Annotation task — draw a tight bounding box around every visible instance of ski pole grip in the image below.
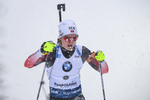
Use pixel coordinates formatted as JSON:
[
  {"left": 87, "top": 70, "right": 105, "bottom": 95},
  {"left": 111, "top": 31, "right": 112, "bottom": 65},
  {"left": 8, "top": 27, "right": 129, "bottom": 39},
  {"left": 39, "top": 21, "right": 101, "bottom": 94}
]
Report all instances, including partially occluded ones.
[
  {"left": 57, "top": 4, "right": 65, "bottom": 11},
  {"left": 57, "top": 4, "right": 65, "bottom": 22}
]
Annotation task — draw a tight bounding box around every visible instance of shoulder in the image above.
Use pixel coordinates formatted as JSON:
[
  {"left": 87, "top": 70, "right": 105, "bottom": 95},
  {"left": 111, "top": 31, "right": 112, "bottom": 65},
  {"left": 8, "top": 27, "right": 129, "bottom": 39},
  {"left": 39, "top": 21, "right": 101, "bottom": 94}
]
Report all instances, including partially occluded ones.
[
  {"left": 82, "top": 46, "right": 91, "bottom": 55},
  {"left": 81, "top": 45, "right": 92, "bottom": 63},
  {"left": 75, "top": 44, "right": 91, "bottom": 54},
  {"left": 75, "top": 44, "right": 82, "bottom": 50}
]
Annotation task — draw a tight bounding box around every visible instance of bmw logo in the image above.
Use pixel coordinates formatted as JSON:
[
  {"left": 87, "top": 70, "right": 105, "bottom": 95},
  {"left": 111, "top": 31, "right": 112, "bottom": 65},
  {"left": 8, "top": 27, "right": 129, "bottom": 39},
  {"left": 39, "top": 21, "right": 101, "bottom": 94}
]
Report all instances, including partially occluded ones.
[{"left": 62, "top": 61, "right": 72, "bottom": 72}]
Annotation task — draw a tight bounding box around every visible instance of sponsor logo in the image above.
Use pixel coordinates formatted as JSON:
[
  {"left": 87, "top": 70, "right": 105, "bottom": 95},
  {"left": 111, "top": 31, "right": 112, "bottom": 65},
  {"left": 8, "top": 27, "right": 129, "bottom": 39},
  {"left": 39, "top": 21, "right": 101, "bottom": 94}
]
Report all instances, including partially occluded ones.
[
  {"left": 68, "top": 26, "right": 75, "bottom": 33},
  {"left": 62, "top": 61, "right": 72, "bottom": 72},
  {"left": 63, "top": 75, "right": 69, "bottom": 80},
  {"left": 54, "top": 81, "right": 77, "bottom": 88},
  {"left": 68, "top": 26, "right": 75, "bottom": 30},
  {"left": 75, "top": 55, "right": 80, "bottom": 58},
  {"left": 59, "top": 30, "right": 64, "bottom": 37}
]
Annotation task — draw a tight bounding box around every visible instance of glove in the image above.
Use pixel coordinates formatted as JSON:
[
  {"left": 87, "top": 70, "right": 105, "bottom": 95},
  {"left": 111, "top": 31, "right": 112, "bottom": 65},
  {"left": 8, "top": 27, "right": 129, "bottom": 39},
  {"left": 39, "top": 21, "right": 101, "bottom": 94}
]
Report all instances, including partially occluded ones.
[
  {"left": 41, "top": 41, "right": 56, "bottom": 53},
  {"left": 95, "top": 50, "right": 105, "bottom": 62}
]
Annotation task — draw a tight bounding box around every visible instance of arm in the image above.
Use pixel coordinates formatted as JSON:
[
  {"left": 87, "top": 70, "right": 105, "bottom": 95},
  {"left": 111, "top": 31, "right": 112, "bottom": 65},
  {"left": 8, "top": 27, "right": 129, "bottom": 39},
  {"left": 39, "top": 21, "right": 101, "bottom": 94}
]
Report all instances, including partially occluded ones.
[
  {"left": 24, "top": 50, "right": 46, "bottom": 68},
  {"left": 24, "top": 41, "right": 56, "bottom": 68},
  {"left": 87, "top": 52, "right": 109, "bottom": 74},
  {"left": 81, "top": 46, "right": 109, "bottom": 74}
]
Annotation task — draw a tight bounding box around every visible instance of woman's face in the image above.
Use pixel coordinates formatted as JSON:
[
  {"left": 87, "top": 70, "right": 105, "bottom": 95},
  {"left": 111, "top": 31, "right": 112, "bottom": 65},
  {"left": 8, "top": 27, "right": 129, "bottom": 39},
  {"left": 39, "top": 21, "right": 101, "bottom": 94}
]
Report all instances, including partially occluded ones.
[{"left": 60, "top": 34, "right": 78, "bottom": 51}]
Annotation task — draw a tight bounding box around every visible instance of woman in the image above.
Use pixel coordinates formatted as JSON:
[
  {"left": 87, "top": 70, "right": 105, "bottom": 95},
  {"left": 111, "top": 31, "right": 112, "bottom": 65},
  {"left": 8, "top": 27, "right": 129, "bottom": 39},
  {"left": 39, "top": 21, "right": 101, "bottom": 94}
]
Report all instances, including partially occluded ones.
[{"left": 24, "top": 20, "right": 108, "bottom": 100}]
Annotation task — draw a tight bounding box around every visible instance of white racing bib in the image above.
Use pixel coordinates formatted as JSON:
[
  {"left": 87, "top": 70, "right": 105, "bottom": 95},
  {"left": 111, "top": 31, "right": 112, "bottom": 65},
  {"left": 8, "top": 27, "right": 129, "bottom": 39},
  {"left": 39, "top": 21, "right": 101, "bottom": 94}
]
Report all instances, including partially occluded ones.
[{"left": 46, "top": 45, "right": 83, "bottom": 90}]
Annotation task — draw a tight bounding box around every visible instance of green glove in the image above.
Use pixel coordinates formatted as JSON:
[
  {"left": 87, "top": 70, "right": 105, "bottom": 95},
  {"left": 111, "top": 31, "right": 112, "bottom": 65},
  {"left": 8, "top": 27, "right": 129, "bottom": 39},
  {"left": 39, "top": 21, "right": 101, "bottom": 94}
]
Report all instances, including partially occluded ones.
[
  {"left": 41, "top": 41, "right": 56, "bottom": 53},
  {"left": 95, "top": 50, "right": 105, "bottom": 62}
]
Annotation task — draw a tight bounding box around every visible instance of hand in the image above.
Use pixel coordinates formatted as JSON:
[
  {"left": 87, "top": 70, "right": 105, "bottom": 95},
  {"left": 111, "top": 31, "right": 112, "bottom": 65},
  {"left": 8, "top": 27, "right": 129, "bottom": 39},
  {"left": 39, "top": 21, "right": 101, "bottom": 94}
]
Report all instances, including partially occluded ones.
[
  {"left": 95, "top": 50, "right": 105, "bottom": 62},
  {"left": 41, "top": 41, "right": 56, "bottom": 53}
]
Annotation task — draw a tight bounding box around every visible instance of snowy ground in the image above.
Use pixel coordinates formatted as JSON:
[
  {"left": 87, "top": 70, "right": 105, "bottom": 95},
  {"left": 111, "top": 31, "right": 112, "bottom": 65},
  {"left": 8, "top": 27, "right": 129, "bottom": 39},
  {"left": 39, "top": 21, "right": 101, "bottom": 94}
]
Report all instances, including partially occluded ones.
[{"left": 1, "top": 0, "right": 150, "bottom": 100}]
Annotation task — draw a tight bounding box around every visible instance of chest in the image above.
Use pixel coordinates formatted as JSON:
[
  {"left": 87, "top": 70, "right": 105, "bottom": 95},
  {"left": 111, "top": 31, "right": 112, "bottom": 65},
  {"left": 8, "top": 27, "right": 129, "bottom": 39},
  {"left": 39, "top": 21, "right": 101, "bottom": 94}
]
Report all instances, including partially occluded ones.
[{"left": 51, "top": 48, "right": 83, "bottom": 76}]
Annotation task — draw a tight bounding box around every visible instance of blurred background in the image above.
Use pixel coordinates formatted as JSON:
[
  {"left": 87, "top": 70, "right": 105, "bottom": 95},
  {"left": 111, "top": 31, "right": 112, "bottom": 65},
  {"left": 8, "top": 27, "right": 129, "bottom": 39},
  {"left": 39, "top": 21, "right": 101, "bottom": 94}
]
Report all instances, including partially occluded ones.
[{"left": 0, "top": 0, "right": 150, "bottom": 100}]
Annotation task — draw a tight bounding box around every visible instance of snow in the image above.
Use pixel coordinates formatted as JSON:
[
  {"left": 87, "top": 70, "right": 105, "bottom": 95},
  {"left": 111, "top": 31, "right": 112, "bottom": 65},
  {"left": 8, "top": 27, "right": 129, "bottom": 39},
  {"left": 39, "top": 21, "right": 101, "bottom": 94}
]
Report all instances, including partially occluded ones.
[{"left": 1, "top": 0, "right": 150, "bottom": 100}]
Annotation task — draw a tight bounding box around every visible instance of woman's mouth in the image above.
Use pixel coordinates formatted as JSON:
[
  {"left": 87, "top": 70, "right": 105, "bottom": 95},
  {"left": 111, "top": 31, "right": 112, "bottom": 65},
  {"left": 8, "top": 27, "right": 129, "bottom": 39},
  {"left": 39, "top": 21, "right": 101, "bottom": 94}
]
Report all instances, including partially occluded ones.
[{"left": 68, "top": 45, "right": 72, "bottom": 48}]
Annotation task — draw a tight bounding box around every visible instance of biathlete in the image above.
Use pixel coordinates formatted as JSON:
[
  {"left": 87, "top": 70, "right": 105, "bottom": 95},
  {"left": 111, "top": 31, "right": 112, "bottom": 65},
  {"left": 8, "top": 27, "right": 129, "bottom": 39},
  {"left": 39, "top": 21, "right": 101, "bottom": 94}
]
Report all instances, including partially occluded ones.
[{"left": 24, "top": 20, "right": 109, "bottom": 100}]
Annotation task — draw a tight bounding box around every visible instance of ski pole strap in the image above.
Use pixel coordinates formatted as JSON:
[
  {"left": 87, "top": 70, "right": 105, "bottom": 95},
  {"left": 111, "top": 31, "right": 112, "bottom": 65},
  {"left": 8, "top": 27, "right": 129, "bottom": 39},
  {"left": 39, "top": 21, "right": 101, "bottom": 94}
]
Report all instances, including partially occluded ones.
[{"left": 87, "top": 52, "right": 95, "bottom": 63}]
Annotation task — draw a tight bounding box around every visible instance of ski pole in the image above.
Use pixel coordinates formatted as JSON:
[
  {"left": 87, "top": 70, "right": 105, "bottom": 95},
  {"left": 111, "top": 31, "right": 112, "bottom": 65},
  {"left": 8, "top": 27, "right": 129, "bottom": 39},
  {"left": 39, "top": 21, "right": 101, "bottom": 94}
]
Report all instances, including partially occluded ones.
[
  {"left": 36, "top": 4, "right": 66, "bottom": 100},
  {"left": 36, "top": 53, "right": 50, "bottom": 100},
  {"left": 87, "top": 52, "right": 106, "bottom": 100},
  {"left": 57, "top": 4, "right": 65, "bottom": 22},
  {"left": 99, "top": 62, "right": 106, "bottom": 100},
  {"left": 41, "top": 81, "right": 49, "bottom": 98}
]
